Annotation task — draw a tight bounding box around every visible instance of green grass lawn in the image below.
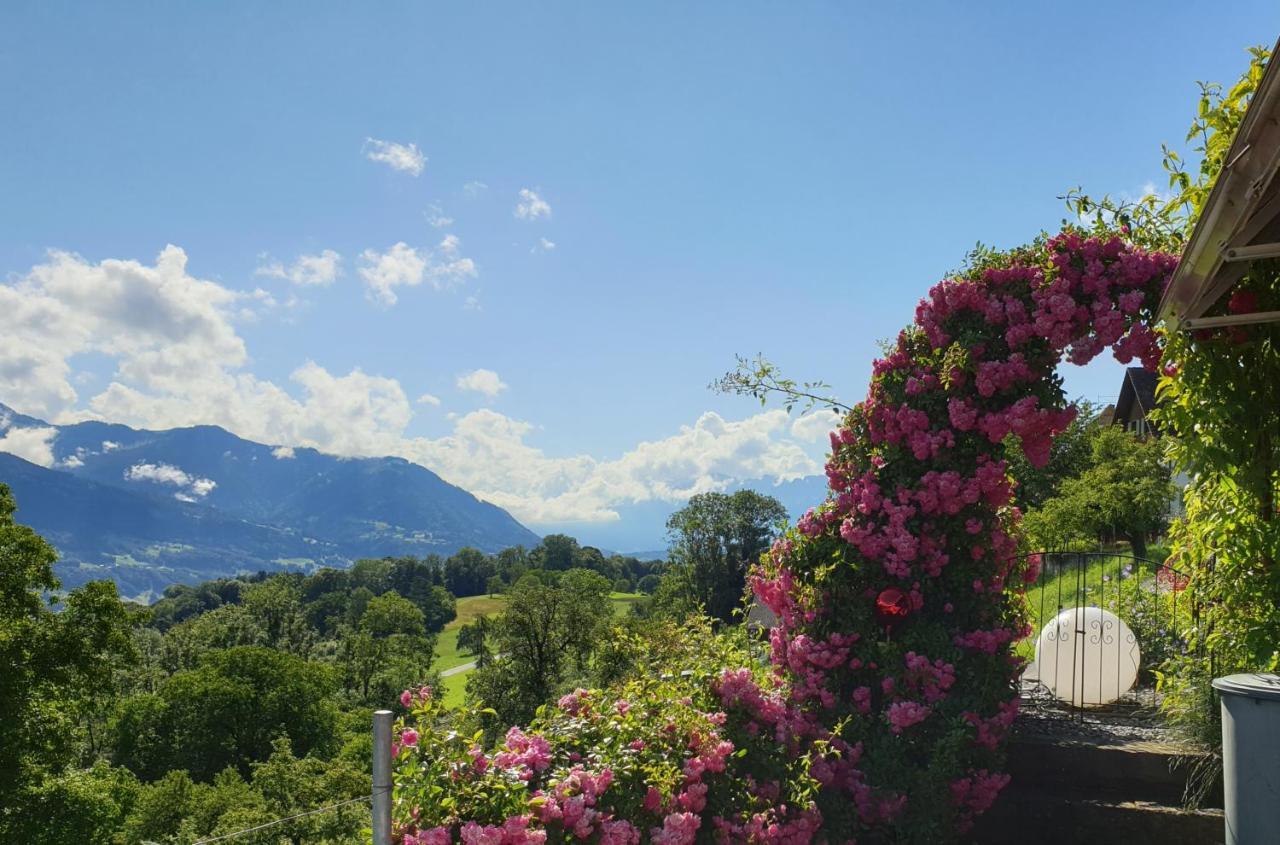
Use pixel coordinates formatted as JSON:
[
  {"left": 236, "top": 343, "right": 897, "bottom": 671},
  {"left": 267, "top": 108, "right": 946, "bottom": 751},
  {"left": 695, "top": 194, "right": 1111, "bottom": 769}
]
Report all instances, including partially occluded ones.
[
  {"left": 1017, "top": 553, "right": 1157, "bottom": 660},
  {"left": 433, "top": 594, "right": 507, "bottom": 673},
  {"left": 433, "top": 592, "right": 647, "bottom": 708}
]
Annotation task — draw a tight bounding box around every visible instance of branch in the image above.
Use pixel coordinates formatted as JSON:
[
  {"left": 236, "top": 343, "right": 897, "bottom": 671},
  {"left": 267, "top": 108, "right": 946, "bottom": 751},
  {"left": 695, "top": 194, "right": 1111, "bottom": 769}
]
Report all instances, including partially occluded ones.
[{"left": 711, "top": 354, "right": 852, "bottom": 415}]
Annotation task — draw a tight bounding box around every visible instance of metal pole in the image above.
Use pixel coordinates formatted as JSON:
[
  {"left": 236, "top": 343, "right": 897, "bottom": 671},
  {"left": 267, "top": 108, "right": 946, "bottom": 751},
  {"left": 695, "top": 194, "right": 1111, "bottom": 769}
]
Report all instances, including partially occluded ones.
[{"left": 372, "top": 709, "right": 393, "bottom": 845}]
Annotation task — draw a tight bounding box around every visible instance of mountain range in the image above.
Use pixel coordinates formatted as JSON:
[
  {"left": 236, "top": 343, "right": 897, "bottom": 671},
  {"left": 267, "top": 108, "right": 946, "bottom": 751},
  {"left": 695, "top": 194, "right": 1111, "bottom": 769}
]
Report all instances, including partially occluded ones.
[{"left": 0, "top": 403, "right": 540, "bottom": 601}]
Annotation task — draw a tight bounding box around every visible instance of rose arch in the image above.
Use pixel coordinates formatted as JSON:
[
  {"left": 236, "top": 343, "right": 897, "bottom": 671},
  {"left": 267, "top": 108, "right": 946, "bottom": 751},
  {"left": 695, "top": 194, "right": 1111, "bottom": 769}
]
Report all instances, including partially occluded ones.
[
  {"left": 740, "top": 231, "right": 1176, "bottom": 839},
  {"left": 392, "top": 231, "right": 1179, "bottom": 845}
]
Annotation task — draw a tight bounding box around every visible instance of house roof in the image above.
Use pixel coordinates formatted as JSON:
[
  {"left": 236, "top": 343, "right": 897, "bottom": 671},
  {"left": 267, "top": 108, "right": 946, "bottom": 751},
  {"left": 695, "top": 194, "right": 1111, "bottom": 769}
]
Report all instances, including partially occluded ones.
[
  {"left": 1114, "top": 367, "right": 1160, "bottom": 423},
  {"left": 1158, "top": 36, "right": 1280, "bottom": 328}
]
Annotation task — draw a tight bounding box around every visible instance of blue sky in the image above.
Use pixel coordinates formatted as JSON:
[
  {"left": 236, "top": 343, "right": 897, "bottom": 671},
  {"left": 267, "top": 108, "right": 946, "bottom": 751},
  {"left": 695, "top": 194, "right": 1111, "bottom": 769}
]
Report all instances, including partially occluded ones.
[{"left": 2, "top": 3, "right": 1278, "bottom": 550}]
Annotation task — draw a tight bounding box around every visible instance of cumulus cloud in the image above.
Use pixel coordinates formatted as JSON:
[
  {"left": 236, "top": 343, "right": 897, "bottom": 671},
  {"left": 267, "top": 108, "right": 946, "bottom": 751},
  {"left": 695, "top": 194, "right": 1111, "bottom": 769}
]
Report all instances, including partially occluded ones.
[
  {"left": 0, "top": 245, "right": 827, "bottom": 526},
  {"left": 358, "top": 237, "right": 477, "bottom": 305},
  {"left": 462, "top": 181, "right": 488, "bottom": 198},
  {"left": 532, "top": 237, "right": 556, "bottom": 254},
  {"left": 455, "top": 369, "right": 508, "bottom": 398},
  {"left": 271, "top": 446, "right": 295, "bottom": 459},
  {"left": 124, "top": 461, "right": 217, "bottom": 500},
  {"left": 0, "top": 425, "right": 58, "bottom": 467},
  {"left": 256, "top": 250, "right": 342, "bottom": 286},
  {"left": 0, "top": 246, "right": 247, "bottom": 421},
  {"left": 790, "top": 411, "right": 841, "bottom": 443},
  {"left": 364, "top": 138, "right": 425, "bottom": 176},
  {"left": 514, "top": 188, "right": 551, "bottom": 220},
  {"left": 417, "top": 393, "right": 442, "bottom": 407},
  {"left": 402, "top": 409, "right": 819, "bottom": 524}
]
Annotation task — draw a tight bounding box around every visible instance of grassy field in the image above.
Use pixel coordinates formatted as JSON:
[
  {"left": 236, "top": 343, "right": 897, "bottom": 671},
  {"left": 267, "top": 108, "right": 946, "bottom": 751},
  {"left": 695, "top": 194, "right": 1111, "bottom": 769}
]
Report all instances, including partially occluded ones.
[
  {"left": 1017, "top": 554, "right": 1164, "bottom": 660},
  {"left": 433, "top": 592, "right": 645, "bottom": 708}
]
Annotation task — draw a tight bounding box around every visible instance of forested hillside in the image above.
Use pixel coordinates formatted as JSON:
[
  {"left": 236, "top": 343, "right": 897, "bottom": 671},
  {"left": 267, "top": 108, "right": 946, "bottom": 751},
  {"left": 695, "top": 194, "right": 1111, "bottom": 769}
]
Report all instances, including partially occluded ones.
[
  {"left": 0, "top": 403, "right": 541, "bottom": 599},
  {"left": 0, "top": 481, "right": 691, "bottom": 844}
]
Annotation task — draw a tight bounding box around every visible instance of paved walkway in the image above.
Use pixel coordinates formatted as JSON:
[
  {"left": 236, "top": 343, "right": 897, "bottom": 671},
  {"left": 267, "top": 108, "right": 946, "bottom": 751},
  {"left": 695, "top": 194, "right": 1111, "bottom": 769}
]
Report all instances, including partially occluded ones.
[{"left": 440, "top": 660, "right": 477, "bottom": 678}]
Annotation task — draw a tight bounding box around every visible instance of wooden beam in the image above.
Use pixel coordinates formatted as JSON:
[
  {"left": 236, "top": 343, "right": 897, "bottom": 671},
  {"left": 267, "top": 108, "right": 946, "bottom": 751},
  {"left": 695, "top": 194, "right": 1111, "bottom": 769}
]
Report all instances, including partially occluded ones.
[
  {"left": 1181, "top": 310, "right": 1280, "bottom": 330},
  {"left": 1221, "top": 242, "right": 1280, "bottom": 262}
]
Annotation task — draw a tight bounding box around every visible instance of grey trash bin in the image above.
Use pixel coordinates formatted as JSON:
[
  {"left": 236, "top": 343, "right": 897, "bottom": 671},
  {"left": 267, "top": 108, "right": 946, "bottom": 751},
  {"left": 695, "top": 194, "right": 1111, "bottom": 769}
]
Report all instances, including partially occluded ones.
[{"left": 1213, "top": 673, "right": 1280, "bottom": 845}]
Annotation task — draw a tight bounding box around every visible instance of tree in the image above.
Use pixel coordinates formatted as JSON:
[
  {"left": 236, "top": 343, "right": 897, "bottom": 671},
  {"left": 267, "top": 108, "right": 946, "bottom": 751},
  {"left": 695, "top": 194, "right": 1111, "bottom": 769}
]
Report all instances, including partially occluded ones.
[
  {"left": 241, "top": 580, "right": 313, "bottom": 655},
  {"left": 162, "top": 603, "right": 266, "bottom": 673},
  {"left": 338, "top": 592, "right": 436, "bottom": 703},
  {"left": 664, "top": 490, "right": 788, "bottom": 622},
  {"left": 0, "top": 484, "right": 135, "bottom": 818},
  {"left": 531, "top": 534, "right": 579, "bottom": 571},
  {"left": 387, "top": 559, "right": 456, "bottom": 632},
  {"left": 456, "top": 617, "right": 492, "bottom": 661},
  {"left": 467, "top": 569, "right": 611, "bottom": 727},
  {"left": 109, "top": 646, "right": 338, "bottom": 781},
  {"left": 359, "top": 591, "right": 425, "bottom": 638},
  {"left": 444, "top": 548, "right": 496, "bottom": 597},
  {"left": 1024, "top": 426, "right": 1174, "bottom": 557},
  {"left": 1005, "top": 400, "right": 1101, "bottom": 511}
]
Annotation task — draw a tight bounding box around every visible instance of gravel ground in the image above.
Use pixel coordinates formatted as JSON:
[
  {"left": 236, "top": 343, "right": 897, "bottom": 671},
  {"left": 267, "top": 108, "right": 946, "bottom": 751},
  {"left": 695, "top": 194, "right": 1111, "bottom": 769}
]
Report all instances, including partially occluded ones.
[{"left": 1015, "top": 685, "right": 1177, "bottom": 744}]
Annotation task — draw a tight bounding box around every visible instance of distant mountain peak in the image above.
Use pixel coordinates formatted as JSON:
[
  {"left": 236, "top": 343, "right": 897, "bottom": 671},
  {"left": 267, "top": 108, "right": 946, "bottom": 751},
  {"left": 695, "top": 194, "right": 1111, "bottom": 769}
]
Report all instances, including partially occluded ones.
[{"left": 0, "top": 403, "right": 541, "bottom": 601}]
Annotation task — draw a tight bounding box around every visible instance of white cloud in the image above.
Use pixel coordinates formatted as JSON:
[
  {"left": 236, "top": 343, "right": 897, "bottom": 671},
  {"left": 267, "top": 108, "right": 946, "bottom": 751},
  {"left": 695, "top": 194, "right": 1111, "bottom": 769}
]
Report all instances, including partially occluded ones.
[
  {"left": 425, "top": 205, "right": 454, "bottom": 229},
  {"left": 0, "top": 425, "right": 58, "bottom": 467},
  {"left": 358, "top": 237, "right": 477, "bottom": 305},
  {"left": 364, "top": 138, "right": 425, "bottom": 176},
  {"left": 61, "top": 454, "right": 84, "bottom": 469},
  {"left": 514, "top": 188, "right": 551, "bottom": 221},
  {"left": 271, "top": 446, "right": 295, "bottom": 459},
  {"left": 417, "top": 393, "right": 442, "bottom": 407},
  {"left": 101, "top": 440, "right": 120, "bottom": 452},
  {"left": 0, "top": 246, "right": 827, "bottom": 526},
  {"left": 790, "top": 411, "right": 841, "bottom": 443},
  {"left": 455, "top": 369, "right": 508, "bottom": 398},
  {"left": 0, "top": 246, "right": 247, "bottom": 421},
  {"left": 124, "top": 461, "right": 217, "bottom": 500},
  {"left": 401, "top": 409, "right": 820, "bottom": 524},
  {"left": 463, "top": 181, "right": 488, "bottom": 198},
  {"left": 532, "top": 237, "right": 556, "bottom": 254},
  {"left": 256, "top": 250, "right": 342, "bottom": 286}
]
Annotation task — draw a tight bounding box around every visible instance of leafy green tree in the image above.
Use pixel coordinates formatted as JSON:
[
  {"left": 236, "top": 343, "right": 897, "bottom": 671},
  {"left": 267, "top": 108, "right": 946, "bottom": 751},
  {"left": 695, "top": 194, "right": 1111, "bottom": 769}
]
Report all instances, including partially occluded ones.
[
  {"left": 444, "top": 548, "right": 496, "bottom": 597},
  {"left": 162, "top": 603, "right": 266, "bottom": 673},
  {"left": 663, "top": 490, "right": 788, "bottom": 622},
  {"left": 6, "top": 762, "right": 139, "bottom": 845},
  {"left": 456, "top": 616, "right": 492, "bottom": 661},
  {"left": 467, "top": 569, "right": 611, "bottom": 727},
  {"left": 242, "top": 579, "right": 313, "bottom": 655},
  {"left": 360, "top": 591, "right": 425, "bottom": 638},
  {"left": 338, "top": 592, "right": 436, "bottom": 703},
  {"left": 110, "top": 645, "right": 338, "bottom": 781},
  {"left": 209, "top": 738, "right": 367, "bottom": 845},
  {"left": 0, "top": 484, "right": 135, "bottom": 823},
  {"left": 1005, "top": 401, "right": 1101, "bottom": 511},
  {"left": 495, "top": 545, "right": 530, "bottom": 583},
  {"left": 531, "top": 534, "right": 580, "bottom": 571},
  {"left": 349, "top": 557, "right": 395, "bottom": 595},
  {"left": 1024, "top": 426, "right": 1174, "bottom": 557},
  {"left": 636, "top": 574, "right": 661, "bottom": 594}
]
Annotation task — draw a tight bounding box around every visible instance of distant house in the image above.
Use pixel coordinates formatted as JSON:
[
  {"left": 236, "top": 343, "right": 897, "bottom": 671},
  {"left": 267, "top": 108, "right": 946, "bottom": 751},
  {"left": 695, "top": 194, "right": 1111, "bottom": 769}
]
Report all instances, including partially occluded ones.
[{"left": 1109, "top": 367, "right": 1161, "bottom": 438}]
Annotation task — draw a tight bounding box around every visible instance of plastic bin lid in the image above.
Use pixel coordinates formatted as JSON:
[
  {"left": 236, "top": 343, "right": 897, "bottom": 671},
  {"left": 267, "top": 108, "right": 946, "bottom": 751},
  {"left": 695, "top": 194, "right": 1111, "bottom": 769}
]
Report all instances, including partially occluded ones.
[{"left": 1212, "top": 673, "right": 1280, "bottom": 701}]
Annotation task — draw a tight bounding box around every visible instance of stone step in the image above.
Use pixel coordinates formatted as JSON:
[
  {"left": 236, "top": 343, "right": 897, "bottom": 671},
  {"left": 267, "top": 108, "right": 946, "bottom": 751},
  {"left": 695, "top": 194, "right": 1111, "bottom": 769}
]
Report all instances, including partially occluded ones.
[
  {"left": 971, "top": 784, "right": 1225, "bottom": 845},
  {"left": 1006, "top": 732, "right": 1222, "bottom": 807}
]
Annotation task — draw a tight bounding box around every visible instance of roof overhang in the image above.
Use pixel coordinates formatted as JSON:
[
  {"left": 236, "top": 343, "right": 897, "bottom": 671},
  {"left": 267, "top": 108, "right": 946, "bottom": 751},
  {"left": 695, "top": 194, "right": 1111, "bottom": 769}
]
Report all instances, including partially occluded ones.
[{"left": 1158, "top": 37, "right": 1280, "bottom": 330}]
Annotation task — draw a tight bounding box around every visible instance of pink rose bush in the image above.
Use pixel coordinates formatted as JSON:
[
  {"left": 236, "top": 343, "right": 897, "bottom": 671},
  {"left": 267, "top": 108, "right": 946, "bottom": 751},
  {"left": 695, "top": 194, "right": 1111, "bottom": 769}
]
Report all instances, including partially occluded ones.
[
  {"left": 393, "top": 644, "right": 826, "bottom": 845},
  {"left": 393, "top": 232, "right": 1176, "bottom": 843}
]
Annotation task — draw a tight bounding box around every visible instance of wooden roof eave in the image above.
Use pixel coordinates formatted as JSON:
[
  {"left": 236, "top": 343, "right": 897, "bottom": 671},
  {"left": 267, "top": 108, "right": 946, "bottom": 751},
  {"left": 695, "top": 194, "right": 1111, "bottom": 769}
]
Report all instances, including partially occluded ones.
[{"left": 1158, "top": 36, "right": 1280, "bottom": 329}]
